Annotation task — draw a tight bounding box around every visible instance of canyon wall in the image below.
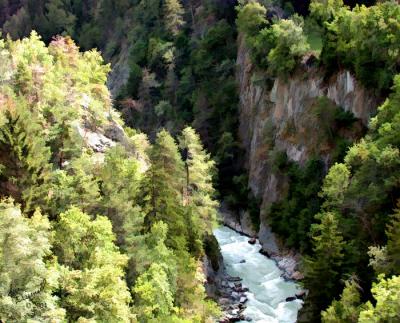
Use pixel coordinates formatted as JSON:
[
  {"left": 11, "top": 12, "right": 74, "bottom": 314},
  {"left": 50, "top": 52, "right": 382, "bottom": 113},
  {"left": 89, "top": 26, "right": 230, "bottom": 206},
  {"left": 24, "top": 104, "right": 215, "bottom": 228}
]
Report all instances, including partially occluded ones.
[{"left": 235, "top": 35, "right": 378, "bottom": 260}]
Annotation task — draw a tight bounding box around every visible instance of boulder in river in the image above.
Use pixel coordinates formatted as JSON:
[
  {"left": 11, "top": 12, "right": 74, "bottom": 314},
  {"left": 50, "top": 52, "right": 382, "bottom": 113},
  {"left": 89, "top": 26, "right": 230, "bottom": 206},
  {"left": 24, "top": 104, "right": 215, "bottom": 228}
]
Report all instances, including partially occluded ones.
[
  {"left": 285, "top": 296, "right": 297, "bottom": 302},
  {"left": 240, "top": 296, "right": 248, "bottom": 304},
  {"left": 231, "top": 292, "right": 240, "bottom": 300},
  {"left": 296, "top": 290, "right": 306, "bottom": 300},
  {"left": 248, "top": 237, "right": 257, "bottom": 245},
  {"left": 240, "top": 259, "right": 246, "bottom": 263},
  {"left": 292, "top": 271, "right": 305, "bottom": 280},
  {"left": 227, "top": 276, "right": 242, "bottom": 282}
]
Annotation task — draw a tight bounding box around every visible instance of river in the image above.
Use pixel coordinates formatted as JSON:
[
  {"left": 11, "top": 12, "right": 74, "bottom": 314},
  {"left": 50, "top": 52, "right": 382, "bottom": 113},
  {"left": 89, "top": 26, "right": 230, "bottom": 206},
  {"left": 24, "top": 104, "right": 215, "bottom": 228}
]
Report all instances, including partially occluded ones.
[{"left": 214, "top": 226, "right": 303, "bottom": 323}]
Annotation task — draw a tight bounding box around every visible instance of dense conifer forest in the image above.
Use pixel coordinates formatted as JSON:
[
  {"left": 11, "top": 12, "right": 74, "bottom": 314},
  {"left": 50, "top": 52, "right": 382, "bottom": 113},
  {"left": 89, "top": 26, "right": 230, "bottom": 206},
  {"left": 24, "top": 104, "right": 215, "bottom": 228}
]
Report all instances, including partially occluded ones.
[{"left": 1, "top": 0, "right": 400, "bottom": 322}]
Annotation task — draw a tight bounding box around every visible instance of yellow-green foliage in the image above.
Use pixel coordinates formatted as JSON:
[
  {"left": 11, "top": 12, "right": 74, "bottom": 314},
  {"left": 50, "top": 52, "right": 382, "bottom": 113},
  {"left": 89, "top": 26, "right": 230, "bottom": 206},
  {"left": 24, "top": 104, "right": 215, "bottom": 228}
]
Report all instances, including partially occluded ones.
[{"left": 0, "top": 34, "right": 220, "bottom": 322}]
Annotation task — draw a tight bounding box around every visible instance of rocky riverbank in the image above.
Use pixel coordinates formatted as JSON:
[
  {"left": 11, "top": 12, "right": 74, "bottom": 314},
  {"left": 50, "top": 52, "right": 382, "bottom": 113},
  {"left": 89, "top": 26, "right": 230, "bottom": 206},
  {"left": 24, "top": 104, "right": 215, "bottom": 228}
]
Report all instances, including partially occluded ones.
[
  {"left": 203, "top": 256, "right": 250, "bottom": 322},
  {"left": 217, "top": 275, "right": 250, "bottom": 322},
  {"left": 220, "top": 204, "right": 304, "bottom": 281}
]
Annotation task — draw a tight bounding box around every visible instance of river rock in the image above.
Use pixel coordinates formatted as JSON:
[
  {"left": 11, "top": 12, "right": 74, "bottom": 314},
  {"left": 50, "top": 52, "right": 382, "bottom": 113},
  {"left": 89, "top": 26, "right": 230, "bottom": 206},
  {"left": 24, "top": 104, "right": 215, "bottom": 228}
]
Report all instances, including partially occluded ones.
[
  {"left": 219, "top": 298, "right": 231, "bottom": 306},
  {"left": 228, "top": 282, "right": 235, "bottom": 289},
  {"left": 240, "top": 259, "right": 246, "bottom": 263},
  {"left": 292, "top": 271, "right": 305, "bottom": 280},
  {"left": 248, "top": 237, "right": 257, "bottom": 245},
  {"left": 231, "top": 292, "right": 240, "bottom": 300},
  {"left": 227, "top": 276, "right": 242, "bottom": 282},
  {"left": 296, "top": 290, "right": 306, "bottom": 300},
  {"left": 285, "top": 296, "right": 296, "bottom": 302},
  {"left": 240, "top": 296, "right": 248, "bottom": 304}
]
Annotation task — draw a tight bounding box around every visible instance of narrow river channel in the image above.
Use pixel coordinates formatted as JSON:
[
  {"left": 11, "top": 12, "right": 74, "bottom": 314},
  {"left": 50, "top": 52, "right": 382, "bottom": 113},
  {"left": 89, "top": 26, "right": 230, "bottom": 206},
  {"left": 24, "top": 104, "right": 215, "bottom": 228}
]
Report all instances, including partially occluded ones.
[{"left": 214, "top": 226, "right": 303, "bottom": 323}]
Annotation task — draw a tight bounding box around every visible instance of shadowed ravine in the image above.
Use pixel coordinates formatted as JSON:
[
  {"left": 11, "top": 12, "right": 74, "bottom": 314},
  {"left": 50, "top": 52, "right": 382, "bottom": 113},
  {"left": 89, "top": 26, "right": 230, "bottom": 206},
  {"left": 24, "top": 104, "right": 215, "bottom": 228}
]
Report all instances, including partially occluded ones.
[{"left": 214, "top": 226, "right": 303, "bottom": 323}]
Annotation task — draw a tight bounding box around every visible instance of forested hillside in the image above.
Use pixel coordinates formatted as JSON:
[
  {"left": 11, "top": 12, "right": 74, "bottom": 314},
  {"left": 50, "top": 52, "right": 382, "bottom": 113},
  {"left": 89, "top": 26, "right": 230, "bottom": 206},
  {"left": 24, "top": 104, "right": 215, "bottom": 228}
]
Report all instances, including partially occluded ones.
[
  {"left": 0, "top": 34, "right": 220, "bottom": 322},
  {"left": 1, "top": 0, "right": 400, "bottom": 322}
]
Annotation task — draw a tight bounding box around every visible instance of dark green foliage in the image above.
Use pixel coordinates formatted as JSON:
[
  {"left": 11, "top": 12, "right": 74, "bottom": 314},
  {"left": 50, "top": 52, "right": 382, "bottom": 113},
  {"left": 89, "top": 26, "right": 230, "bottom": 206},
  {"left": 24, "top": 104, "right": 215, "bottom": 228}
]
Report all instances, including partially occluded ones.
[
  {"left": 302, "top": 211, "right": 346, "bottom": 321},
  {"left": 0, "top": 35, "right": 221, "bottom": 322},
  {"left": 269, "top": 157, "right": 324, "bottom": 252},
  {"left": 204, "top": 233, "right": 221, "bottom": 271}
]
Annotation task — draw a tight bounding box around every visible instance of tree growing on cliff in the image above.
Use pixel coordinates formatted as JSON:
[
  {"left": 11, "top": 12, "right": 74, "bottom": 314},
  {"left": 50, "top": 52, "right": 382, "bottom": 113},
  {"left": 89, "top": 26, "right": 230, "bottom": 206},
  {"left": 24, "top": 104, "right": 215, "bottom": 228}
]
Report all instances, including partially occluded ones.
[
  {"left": 236, "top": 2, "right": 267, "bottom": 38},
  {"left": 0, "top": 96, "right": 52, "bottom": 213},
  {"left": 266, "top": 18, "right": 310, "bottom": 77}
]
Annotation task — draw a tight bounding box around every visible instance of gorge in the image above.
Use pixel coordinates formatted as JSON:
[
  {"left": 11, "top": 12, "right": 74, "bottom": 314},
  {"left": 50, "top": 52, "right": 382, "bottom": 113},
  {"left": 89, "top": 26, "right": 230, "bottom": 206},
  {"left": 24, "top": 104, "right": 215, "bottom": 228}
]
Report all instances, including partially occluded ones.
[{"left": 1, "top": 0, "right": 400, "bottom": 322}]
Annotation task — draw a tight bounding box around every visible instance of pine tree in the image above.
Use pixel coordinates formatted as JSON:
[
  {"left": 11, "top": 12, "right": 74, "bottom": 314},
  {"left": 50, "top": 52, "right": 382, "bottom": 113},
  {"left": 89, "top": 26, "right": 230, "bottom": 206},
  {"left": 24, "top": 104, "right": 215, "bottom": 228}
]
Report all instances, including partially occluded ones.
[
  {"left": 0, "top": 95, "right": 52, "bottom": 212},
  {"left": 0, "top": 198, "right": 65, "bottom": 321},
  {"left": 143, "top": 129, "right": 187, "bottom": 251},
  {"left": 164, "top": 0, "right": 184, "bottom": 36},
  {"left": 322, "top": 278, "right": 363, "bottom": 323},
  {"left": 44, "top": 0, "right": 76, "bottom": 39},
  {"left": 303, "top": 211, "right": 345, "bottom": 319},
  {"left": 179, "top": 126, "right": 218, "bottom": 255}
]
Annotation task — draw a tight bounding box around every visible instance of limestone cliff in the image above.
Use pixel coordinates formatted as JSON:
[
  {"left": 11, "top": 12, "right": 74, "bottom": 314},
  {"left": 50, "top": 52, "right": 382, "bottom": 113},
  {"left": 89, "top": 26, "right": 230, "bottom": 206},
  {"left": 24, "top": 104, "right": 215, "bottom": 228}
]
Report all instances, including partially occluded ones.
[{"left": 234, "top": 35, "right": 379, "bottom": 277}]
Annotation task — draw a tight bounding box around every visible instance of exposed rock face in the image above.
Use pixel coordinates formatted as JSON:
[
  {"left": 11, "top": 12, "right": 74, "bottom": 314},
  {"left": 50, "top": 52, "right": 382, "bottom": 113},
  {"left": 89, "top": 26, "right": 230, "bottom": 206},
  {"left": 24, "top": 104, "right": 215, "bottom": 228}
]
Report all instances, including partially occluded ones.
[
  {"left": 235, "top": 35, "right": 379, "bottom": 274},
  {"left": 107, "top": 42, "right": 131, "bottom": 97},
  {"left": 221, "top": 202, "right": 257, "bottom": 237}
]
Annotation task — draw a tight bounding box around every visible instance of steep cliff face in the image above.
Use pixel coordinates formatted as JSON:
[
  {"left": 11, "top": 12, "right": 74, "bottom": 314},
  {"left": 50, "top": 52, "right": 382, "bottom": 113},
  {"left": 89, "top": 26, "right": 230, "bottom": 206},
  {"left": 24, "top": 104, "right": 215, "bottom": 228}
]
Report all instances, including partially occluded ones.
[{"left": 235, "top": 35, "right": 378, "bottom": 263}]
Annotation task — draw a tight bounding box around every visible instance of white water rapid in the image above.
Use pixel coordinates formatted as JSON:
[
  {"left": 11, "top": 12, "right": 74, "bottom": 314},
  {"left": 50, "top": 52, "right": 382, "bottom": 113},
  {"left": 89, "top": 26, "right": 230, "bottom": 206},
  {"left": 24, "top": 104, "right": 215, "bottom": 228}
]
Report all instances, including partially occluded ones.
[{"left": 214, "top": 226, "right": 303, "bottom": 323}]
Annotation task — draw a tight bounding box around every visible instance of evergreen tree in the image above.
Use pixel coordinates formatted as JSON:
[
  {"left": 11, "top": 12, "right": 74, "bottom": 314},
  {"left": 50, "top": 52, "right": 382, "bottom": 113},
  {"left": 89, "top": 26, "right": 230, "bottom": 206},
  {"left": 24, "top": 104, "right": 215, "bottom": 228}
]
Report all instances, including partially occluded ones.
[
  {"left": 143, "top": 129, "right": 187, "bottom": 251},
  {"left": 385, "top": 203, "right": 400, "bottom": 274},
  {"left": 100, "top": 145, "right": 143, "bottom": 245},
  {"left": 44, "top": 0, "right": 76, "bottom": 39},
  {"left": 0, "top": 95, "right": 52, "bottom": 212},
  {"left": 43, "top": 153, "right": 101, "bottom": 217},
  {"left": 179, "top": 126, "right": 218, "bottom": 255},
  {"left": 0, "top": 199, "right": 65, "bottom": 321},
  {"left": 164, "top": 0, "right": 184, "bottom": 36},
  {"left": 303, "top": 211, "right": 345, "bottom": 319},
  {"left": 53, "top": 207, "right": 132, "bottom": 322},
  {"left": 322, "top": 278, "right": 363, "bottom": 323}
]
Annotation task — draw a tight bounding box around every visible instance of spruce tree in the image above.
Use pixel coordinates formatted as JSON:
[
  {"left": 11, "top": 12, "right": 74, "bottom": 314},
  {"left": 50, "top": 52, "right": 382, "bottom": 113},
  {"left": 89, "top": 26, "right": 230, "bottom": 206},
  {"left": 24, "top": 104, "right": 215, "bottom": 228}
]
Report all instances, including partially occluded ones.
[
  {"left": 164, "top": 0, "right": 184, "bottom": 36},
  {"left": 0, "top": 96, "right": 52, "bottom": 212},
  {"left": 179, "top": 126, "right": 218, "bottom": 255},
  {"left": 143, "top": 129, "right": 187, "bottom": 251},
  {"left": 303, "top": 211, "right": 345, "bottom": 319}
]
